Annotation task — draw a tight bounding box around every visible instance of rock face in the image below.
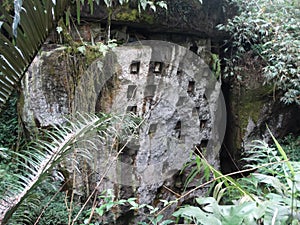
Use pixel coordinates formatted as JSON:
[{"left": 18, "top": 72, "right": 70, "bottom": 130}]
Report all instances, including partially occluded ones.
[
  {"left": 22, "top": 46, "right": 72, "bottom": 131},
  {"left": 221, "top": 73, "right": 300, "bottom": 174},
  {"left": 22, "top": 41, "right": 225, "bottom": 223},
  {"left": 79, "top": 0, "right": 227, "bottom": 39}
]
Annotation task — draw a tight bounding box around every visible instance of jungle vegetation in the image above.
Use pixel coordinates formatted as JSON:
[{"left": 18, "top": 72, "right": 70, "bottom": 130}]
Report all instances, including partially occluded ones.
[{"left": 0, "top": 0, "right": 299, "bottom": 224}]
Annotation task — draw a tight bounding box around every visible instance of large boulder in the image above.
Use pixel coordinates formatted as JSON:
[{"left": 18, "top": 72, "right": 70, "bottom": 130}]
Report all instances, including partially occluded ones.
[{"left": 22, "top": 41, "right": 226, "bottom": 223}]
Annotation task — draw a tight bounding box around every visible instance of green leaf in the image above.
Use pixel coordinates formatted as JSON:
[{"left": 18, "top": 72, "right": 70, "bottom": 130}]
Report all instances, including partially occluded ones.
[
  {"left": 12, "top": 0, "right": 22, "bottom": 37},
  {"left": 173, "top": 205, "right": 222, "bottom": 225},
  {"left": 128, "top": 199, "right": 139, "bottom": 209},
  {"left": 160, "top": 220, "right": 174, "bottom": 225},
  {"left": 88, "top": 0, "right": 93, "bottom": 14},
  {"left": 96, "top": 206, "right": 105, "bottom": 216},
  {"left": 139, "top": 0, "right": 147, "bottom": 11},
  {"left": 0, "top": 0, "right": 68, "bottom": 110},
  {"left": 252, "top": 173, "right": 286, "bottom": 194},
  {"left": 156, "top": 1, "right": 167, "bottom": 10},
  {"left": 76, "top": 0, "right": 81, "bottom": 23},
  {"left": 56, "top": 26, "right": 63, "bottom": 34},
  {"left": 77, "top": 45, "right": 86, "bottom": 55},
  {"left": 213, "top": 181, "right": 226, "bottom": 203},
  {"left": 0, "top": 113, "right": 138, "bottom": 223},
  {"left": 104, "top": 0, "right": 111, "bottom": 7},
  {"left": 267, "top": 126, "right": 295, "bottom": 178}
]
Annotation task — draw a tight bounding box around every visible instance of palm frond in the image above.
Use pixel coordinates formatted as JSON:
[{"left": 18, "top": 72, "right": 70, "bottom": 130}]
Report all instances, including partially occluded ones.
[
  {"left": 0, "top": 113, "right": 136, "bottom": 224},
  {"left": 0, "top": 0, "right": 68, "bottom": 110}
]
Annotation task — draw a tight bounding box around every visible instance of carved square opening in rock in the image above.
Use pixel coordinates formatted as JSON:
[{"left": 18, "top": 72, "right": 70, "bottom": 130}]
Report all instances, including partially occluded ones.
[
  {"left": 192, "top": 107, "right": 200, "bottom": 116},
  {"left": 200, "top": 139, "right": 209, "bottom": 148},
  {"left": 189, "top": 42, "right": 198, "bottom": 54},
  {"left": 126, "top": 105, "right": 137, "bottom": 114},
  {"left": 153, "top": 62, "right": 163, "bottom": 73},
  {"left": 148, "top": 123, "right": 157, "bottom": 134},
  {"left": 177, "top": 69, "right": 182, "bottom": 76},
  {"left": 187, "top": 81, "right": 195, "bottom": 94},
  {"left": 200, "top": 119, "right": 208, "bottom": 129},
  {"left": 194, "top": 139, "right": 208, "bottom": 155},
  {"left": 127, "top": 85, "right": 137, "bottom": 100},
  {"left": 194, "top": 144, "right": 202, "bottom": 154},
  {"left": 144, "top": 85, "right": 156, "bottom": 98},
  {"left": 130, "top": 61, "right": 140, "bottom": 74},
  {"left": 173, "top": 120, "right": 181, "bottom": 139}
]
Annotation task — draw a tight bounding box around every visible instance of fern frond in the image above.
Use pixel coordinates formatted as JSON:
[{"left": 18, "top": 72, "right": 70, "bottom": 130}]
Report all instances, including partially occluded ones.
[
  {"left": 0, "top": 113, "right": 135, "bottom": 224},
  {"left": 0, "top": 0, "right": 68, "bottom": 110}
]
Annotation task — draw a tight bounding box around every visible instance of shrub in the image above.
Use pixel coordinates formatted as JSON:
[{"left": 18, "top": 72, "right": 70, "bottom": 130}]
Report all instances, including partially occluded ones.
[{"left": 218, "top": 0, "right": 300, "bottom": 104}]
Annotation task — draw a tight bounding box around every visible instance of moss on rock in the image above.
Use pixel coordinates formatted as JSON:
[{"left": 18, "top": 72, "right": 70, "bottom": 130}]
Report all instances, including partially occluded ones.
[
  {"left": 239, "top": 85, "right": 273, "bottom": 130},
  {"left": 114, "top": 8, "right": 154, "bottom": 24},
  {"left": 115, "top": 9, "right": 138, "bottom": 21}
]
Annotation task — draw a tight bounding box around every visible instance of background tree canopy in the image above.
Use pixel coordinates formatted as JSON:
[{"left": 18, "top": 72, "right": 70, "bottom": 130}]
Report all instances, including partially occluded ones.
[{"left": 218, "top": 0, "right": 300, "bottom": 105}]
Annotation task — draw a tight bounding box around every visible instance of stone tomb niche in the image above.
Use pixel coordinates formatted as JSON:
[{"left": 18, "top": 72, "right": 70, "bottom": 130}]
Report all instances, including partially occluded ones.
[{"left": 130, "top": 61, "right": 140, "bottom": 74}]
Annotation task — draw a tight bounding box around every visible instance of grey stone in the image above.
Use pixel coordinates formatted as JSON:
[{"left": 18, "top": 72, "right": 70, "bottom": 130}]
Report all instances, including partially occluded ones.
[{"left": 22, "top": 41, "right": 225, "bottom": 223}]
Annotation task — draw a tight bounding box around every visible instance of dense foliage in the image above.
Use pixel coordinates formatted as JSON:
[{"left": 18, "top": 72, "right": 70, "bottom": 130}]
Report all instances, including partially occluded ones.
[
  {"left": 0, "top": 94, "right": 20, "bottom": 149},
  {"left": 218, "top": 0, "right": 300, "bottom": 104},
  {"left": 0, "top": 113, "right": 140, "bottom": 224},
  {"left": 173, "top": 136, "right": 300, "bottom": 225}
]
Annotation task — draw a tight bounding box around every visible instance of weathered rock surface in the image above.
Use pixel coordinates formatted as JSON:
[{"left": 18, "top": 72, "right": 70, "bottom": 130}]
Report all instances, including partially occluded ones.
[
  {"left": 79, "top": 0, "right": 227, "bottom": 39},
  {"left": 22, "top": 46, "right": 72, "bottom": 131},
  {"left": 22, "top": 41, "right": 225, "bottom": 223},
  {"left": 221, "top": 74, "right": 300, "bottom": 173}
]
